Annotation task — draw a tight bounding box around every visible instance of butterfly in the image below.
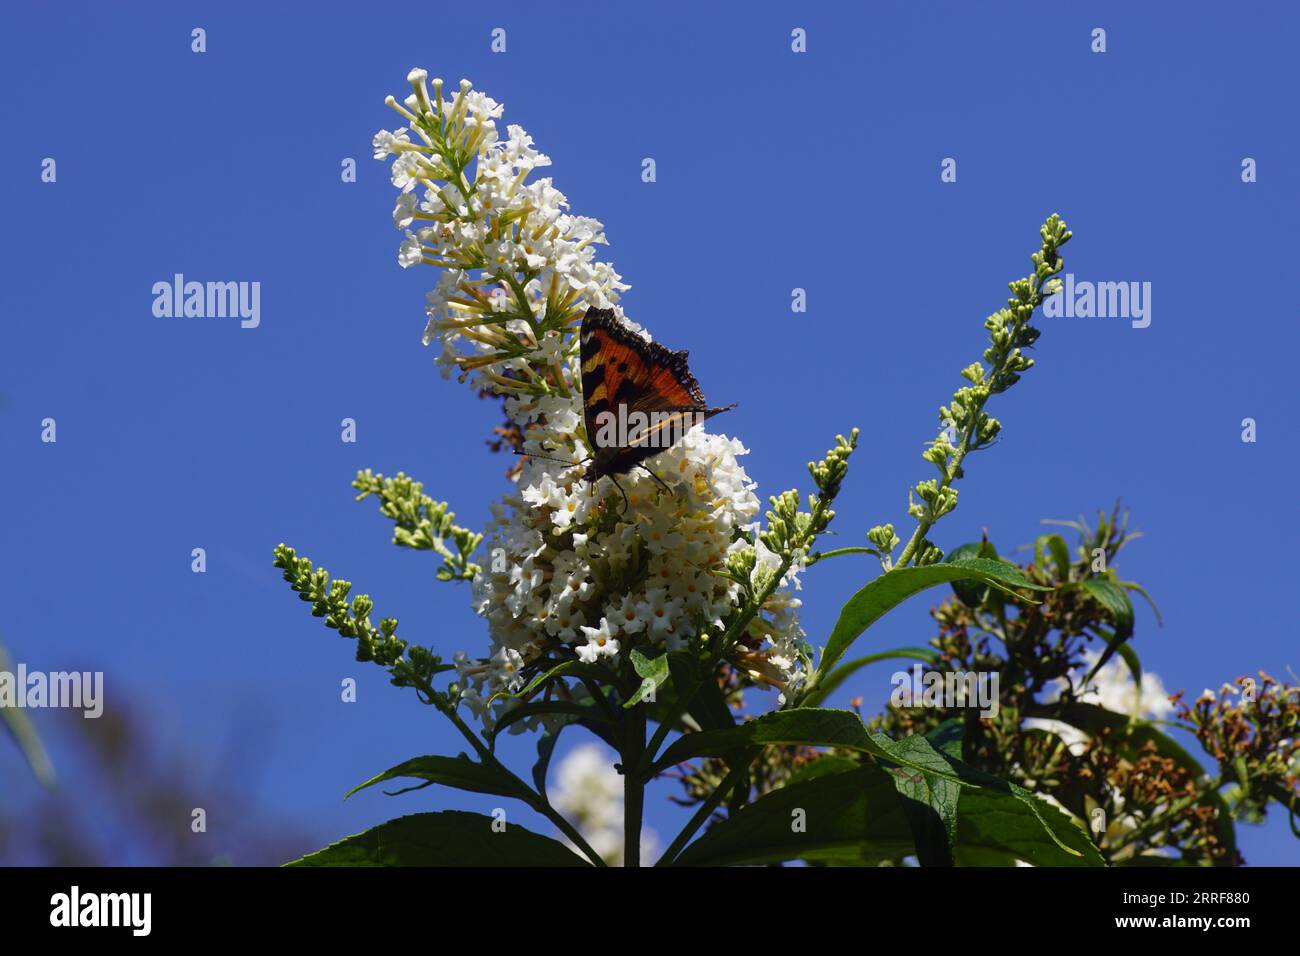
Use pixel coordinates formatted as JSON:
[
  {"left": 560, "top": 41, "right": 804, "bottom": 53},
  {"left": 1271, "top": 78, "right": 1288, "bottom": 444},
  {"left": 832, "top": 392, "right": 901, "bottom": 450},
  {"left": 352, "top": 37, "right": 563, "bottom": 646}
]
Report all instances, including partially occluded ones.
[{"left": 577, "top": 307, "right": 735, "bottom": 499}]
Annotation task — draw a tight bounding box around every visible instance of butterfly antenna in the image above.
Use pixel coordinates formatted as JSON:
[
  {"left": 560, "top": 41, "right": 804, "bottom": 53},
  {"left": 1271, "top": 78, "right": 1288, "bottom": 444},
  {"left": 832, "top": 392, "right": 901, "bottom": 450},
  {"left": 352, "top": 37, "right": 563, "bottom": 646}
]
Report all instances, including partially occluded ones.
[{"left": 512, "top": 449, "right": 587, "bottom": 468}]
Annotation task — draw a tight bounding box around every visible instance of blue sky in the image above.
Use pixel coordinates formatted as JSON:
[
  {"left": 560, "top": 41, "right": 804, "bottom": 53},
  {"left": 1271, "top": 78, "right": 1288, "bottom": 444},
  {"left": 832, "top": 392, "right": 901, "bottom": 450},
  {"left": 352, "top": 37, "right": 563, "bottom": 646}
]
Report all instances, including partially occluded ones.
[{"left": 1, "top": 1, "right": 1297, "bottom": 865}]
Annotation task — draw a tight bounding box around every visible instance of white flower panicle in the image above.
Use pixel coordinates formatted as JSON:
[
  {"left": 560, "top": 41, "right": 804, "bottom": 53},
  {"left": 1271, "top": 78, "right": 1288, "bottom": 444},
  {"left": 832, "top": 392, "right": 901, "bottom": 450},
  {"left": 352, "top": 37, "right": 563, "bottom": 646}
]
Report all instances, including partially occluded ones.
[
  {"left": 373, "top": 73, "right": 629, "bottom": 393},
  {"left": 375, "top": 71, "right": 808, "bottom": 731}
]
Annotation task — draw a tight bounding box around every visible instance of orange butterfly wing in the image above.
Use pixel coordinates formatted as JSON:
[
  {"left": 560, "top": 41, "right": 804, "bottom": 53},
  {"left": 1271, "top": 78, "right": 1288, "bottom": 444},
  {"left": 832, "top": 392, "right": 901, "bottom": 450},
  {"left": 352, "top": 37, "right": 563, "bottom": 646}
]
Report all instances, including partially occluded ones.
[{"left": 578, "top": 308, "right": 733, "bottom": 479}]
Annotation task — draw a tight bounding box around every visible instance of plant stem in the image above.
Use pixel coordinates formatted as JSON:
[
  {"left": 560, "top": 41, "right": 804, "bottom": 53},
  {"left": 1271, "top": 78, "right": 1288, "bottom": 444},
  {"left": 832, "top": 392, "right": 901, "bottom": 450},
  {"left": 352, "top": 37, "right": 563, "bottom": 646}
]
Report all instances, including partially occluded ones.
[
  {"left": 893, "top": 410, "right": 975, "bottom": 570},
  {"left": 806, "top": 546, "right": 879, "bottom": 566},
  {"left": 624, "top": 707, "right": 647, "bottom": 867},
  {"left": 893, "top": 274, "right": 1051, "bottom": 570}
]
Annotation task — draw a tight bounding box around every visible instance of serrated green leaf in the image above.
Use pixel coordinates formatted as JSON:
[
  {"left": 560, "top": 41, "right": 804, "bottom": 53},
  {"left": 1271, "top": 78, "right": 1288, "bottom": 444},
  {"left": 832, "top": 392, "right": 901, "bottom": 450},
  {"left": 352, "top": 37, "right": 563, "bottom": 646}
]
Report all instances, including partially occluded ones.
[
  {"left": 885, "top": 735, "right": 959, "bottom": 866},
  {"left": 926, "top": 718, "right": 964, "bottom": 760},
  {"left": 286, "top": 811, "right": 590, "bottom": 866},
  {"left": 953, "top": 785, "right": 1097, "bottom": 867},
  {"left": 651, "top": 708, "right": 872, "bottom": 773}
]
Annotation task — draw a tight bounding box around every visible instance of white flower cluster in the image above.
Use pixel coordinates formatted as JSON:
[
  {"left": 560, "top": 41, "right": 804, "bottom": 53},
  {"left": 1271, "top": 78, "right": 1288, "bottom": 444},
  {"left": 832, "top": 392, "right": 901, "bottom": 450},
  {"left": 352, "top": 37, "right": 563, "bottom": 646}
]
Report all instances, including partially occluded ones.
[
  {"left": 374, "top": 71, "right": 808, "bottom": 731},
  {"left": 373, "top": 70, "right": 629, "bottom": 391},
  {"left": 452, "top": 383, "right": 807, "bottom": 729}
]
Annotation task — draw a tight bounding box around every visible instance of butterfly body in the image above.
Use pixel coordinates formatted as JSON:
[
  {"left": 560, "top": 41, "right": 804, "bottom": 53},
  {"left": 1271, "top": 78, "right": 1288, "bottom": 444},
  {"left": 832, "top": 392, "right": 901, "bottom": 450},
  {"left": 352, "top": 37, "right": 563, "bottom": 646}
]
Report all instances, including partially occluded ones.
[{"left": 578, "top": 308, "right": 734, "bottom": 486}]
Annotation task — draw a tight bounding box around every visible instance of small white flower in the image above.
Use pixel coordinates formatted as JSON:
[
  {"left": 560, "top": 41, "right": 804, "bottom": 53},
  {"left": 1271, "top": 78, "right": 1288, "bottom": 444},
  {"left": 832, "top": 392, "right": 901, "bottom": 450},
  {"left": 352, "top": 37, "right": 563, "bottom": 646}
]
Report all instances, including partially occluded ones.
[
  {"left": 536, "top": 330, "right": 567, "bottom": 365},
  {"left": 393, "top": 192, "right": 418, "bottom": 229},
  {"left": 637, "top": 589, "right": 682, "bottom": 641},
  {"left": 398, "top": 231, "right": 423, "bottom": 268},
  {"left": 390, "top": 151, "right": 423, "bottom": 192},
  {"left": 577, "top": 619, "right": 620, "bottom": 663},
  {"left": 610, "top": 593, "right": 649, "bottom": 635},
  {"left": 372, "top": 127, "right": 410, "bottom": 159},
  {"left": 643, "top": 512, "right": 685, "bottom": 554}
]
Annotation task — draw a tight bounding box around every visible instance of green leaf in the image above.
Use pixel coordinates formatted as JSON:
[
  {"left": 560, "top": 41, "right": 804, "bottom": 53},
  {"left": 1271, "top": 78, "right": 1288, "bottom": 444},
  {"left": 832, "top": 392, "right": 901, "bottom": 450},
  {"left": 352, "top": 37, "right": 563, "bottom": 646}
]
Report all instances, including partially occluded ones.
[
  {"left": 651, "top": 708, "right": 873, "bottom": 773},
  {"left": 946, "top": 543, "right": 989, "bottom": 607},
  {"left": 624, "top": 649, "right": 670, "bottom": 708},
  {"left": 1262, "top": 781, "right": 1300, "bottom": 839},
  {"left": 1035, "top": 533, "right": 1072, "bottom": 581},
  {"left": 884, "top": 734, "right": 959, "bottom": 866},
  {"left": 953, "top": 845, "right": 1024, "bottom": 866},
  {"left": 953, "top": 785, "right": 1099, "bottom": 867},
  {"left": 784, "top": 754, "right": 860, "bottom": 787},
  {"left": 875, "top": 726, "right": 1099, "bottom": 867},
  {"left": 946, "top": 542, "right": 1013, "bottom": 607},
  {"left": 286, "top": 811, "right": 591, "bottom": 866},
  {"left": 673, "top": 737, "right": 1099, "bottom": 867},
  {"left": 673, "top": 764, "right": 915, "bottom": 867},
  {"left": 488, "top": 659, "right": 605, "bottom": 704},
  {"left": 802, "top": 647, "right": 940, "bottom": 709},
  {"left": 655, "top": 708, "right": 1103, "bottom": 866},
  {"left": 1115, "top": 644, "right": 1142, "bottom": 709},
  {"left": 811, "top": 559, "right": 1048, "bottom": 689},
  {"left": 1079, "top": 578, "right": 1136, "bottom": 680},
  {"left": 1081, "top": 578, "right": 1134, "bottom": 639},
  {"left": 926, "top": 718, "right": 964, "bottom": 760},
  {"left": 345, "top": 755, "right": 534, "bottom": 803},
  {"left": 1121, "top": 580, "right": 1163, "bottom": 627}
]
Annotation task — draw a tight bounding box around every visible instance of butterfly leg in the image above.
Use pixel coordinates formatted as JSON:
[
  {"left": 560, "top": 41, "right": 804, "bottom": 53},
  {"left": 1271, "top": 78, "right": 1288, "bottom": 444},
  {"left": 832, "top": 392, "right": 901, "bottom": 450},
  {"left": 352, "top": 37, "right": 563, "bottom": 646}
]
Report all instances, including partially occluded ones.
[
  {"left": 607, "top": 474, "right": 631, "bottom": 515},
  {"left": 637, "top": 464, "right": 674, "bottom": 497}
]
